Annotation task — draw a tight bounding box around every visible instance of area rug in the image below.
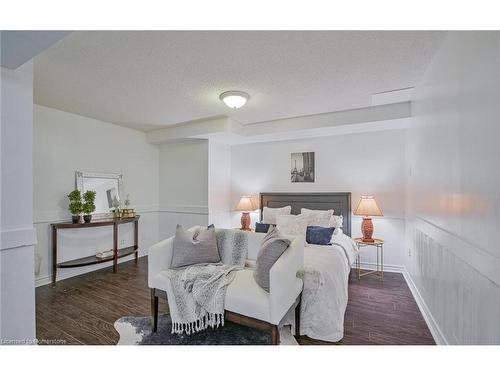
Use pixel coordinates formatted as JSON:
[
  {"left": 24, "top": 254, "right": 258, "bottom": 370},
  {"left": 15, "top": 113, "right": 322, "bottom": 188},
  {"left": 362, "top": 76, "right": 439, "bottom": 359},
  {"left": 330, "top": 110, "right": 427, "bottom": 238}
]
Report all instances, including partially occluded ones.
[{"left": 114, "top": 314, "right": 298, "bottom": 345}]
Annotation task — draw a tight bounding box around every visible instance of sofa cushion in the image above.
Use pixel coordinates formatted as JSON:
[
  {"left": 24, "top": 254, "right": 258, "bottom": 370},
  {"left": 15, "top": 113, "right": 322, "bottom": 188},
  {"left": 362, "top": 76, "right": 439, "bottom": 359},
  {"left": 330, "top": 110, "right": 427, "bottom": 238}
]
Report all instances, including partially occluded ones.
[
  {"left": 253, "top": 226, "right": 291, "bottom": 292},
  {"left": 170, "top": 224, "right": 220, "bottom": 268},
  {"left": 225, "top": 269, "right": 271, "bottom": 322}
]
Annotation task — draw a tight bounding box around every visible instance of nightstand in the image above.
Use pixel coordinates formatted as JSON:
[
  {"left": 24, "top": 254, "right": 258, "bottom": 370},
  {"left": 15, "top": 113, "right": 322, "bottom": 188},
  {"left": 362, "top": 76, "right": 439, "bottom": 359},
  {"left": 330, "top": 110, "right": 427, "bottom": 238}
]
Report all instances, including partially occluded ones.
[{"left": 353, "top": 238, "right": 384, "bottom": 281}]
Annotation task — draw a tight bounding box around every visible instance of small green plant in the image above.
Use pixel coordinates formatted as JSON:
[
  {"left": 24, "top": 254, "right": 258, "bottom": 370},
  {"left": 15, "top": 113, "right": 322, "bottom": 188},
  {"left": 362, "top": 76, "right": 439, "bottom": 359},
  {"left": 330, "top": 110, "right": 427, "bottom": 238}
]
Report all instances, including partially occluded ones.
[
  {"left": 67, "top": 190, "right": 83, "bottom": 215},
  {"left": 82, "top": 190, "right": 96, "bottom": 214}
]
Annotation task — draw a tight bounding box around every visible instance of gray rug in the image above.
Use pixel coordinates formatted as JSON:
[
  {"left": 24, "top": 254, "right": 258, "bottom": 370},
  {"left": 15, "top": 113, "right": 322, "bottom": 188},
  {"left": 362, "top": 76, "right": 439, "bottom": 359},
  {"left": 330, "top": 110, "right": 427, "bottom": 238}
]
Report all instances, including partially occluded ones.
[{"left": 114, "top": 314, "right": 298, "bottom": 345}]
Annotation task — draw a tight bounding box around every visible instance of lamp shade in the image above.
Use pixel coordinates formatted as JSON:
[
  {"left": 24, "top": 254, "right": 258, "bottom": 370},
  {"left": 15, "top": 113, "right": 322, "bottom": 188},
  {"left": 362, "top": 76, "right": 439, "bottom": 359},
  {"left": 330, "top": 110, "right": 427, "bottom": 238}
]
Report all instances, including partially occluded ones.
[
  {"left": 236, "top": 196, "right": 256, "bottom": 212},
  {"left": 354, "top": 196, "right": 383, "bottom": 217}
]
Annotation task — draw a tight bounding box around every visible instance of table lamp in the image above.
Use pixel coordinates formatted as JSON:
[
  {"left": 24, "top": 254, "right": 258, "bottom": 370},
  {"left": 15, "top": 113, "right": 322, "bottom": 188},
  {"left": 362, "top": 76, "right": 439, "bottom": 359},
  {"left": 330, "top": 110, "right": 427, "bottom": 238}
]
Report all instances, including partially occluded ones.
[
  {"left": 353, "top": 195, "right": 383, "bottom": 242},
  {"left": 236, "top": 196, "right": 256, "bottom": 231}
]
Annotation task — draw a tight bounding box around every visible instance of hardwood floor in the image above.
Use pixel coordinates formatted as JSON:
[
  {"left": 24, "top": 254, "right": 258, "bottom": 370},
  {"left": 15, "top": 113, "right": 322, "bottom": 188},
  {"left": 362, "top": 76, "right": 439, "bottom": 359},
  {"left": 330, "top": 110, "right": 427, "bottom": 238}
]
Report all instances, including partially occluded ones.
[{"left": 36, "top": 257, "right": 434, "bottom": 345}]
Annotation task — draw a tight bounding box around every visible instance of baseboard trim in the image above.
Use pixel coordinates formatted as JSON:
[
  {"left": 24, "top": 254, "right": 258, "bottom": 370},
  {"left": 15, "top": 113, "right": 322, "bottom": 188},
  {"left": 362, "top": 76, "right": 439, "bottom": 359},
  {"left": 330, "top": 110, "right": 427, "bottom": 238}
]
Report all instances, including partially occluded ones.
[
  {"left": 35, "top": 251, "right": 148, "bottom": 287},
  {"left": 402, "top": 267, "right": 448, "bottom": 345}
]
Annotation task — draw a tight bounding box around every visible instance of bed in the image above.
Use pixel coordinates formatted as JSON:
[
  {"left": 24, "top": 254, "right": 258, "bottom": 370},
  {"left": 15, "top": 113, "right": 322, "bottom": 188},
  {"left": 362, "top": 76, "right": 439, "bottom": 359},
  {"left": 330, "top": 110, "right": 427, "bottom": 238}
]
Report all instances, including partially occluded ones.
[{"left": 259, "top": 192, "right": 358, "bottom": 342}]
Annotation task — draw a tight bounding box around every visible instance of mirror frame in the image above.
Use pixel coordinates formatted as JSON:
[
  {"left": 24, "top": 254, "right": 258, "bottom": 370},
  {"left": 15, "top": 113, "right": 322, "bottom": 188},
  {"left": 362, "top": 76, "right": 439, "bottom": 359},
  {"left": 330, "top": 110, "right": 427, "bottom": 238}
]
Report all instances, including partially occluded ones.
[{"left": 75, "top": 171, "right": 123, "bottom": 219}]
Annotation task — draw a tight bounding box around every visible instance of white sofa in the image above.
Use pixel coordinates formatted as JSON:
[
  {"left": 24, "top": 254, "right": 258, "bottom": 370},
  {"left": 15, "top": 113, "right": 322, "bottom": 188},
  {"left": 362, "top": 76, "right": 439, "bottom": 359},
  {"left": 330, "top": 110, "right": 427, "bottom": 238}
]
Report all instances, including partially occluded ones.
[{"left": 148, "top": 226, "right": 304, "bottom": 344}]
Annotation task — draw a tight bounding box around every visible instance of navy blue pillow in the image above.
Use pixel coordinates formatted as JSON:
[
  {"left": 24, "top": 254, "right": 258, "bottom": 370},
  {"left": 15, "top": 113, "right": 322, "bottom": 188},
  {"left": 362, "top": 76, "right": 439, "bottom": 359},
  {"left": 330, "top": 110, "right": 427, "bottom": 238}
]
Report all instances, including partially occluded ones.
[
  {"left": 255, "top": 222, "right": 272, "bottom": 233},
  {"left": 306, "top": 226, "right": 335, "bottom": 245}
]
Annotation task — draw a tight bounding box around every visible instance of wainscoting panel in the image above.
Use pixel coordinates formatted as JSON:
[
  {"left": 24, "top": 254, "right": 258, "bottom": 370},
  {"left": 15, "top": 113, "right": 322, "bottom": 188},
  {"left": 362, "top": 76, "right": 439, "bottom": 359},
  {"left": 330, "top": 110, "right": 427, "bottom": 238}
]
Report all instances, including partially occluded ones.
[{"left": 406, "top": 217, "right": 500, "bottom": 344}]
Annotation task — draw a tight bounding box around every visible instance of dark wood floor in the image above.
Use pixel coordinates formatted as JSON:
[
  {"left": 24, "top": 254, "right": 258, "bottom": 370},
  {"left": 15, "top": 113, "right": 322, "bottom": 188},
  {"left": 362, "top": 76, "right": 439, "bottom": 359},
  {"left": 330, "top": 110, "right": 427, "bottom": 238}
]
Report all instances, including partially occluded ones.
[{"left": 36, "top": 257, "right": 434, "bottom": 345}]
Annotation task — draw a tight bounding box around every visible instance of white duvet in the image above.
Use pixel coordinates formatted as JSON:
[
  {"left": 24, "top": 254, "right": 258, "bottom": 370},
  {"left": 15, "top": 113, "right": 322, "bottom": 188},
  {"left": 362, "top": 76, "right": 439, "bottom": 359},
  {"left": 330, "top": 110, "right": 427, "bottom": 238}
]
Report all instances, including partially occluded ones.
[{"left": 283, "top": 232, "right": 358, "bottom": 342}]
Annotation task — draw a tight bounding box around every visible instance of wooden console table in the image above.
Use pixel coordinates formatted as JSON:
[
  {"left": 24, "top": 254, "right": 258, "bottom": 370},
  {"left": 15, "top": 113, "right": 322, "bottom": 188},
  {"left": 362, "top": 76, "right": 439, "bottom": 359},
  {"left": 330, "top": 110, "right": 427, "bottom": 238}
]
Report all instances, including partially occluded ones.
[{"left": 51, "top": 216, "right": 140, "bottom": 285}]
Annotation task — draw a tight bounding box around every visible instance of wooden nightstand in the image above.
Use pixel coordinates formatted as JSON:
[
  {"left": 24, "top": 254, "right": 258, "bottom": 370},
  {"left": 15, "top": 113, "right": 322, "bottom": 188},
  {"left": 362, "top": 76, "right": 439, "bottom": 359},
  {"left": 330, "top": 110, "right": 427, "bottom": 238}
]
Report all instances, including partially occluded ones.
[{"left": 353, "top": 238, "right": 384, "bottom": 281}]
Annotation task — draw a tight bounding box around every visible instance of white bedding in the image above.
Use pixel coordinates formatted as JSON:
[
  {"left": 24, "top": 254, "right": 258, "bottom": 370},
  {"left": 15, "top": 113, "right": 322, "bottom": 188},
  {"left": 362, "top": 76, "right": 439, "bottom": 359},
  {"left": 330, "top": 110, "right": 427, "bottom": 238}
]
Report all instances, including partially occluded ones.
[{"left": 282, "top": 232, "right": 358, "bottom": 342}]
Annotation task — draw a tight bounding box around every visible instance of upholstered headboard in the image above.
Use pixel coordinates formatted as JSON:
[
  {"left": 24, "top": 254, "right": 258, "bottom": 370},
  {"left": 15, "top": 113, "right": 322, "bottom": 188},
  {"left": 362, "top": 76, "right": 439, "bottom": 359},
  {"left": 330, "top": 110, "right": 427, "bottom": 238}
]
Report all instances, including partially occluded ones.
[{"left": 259, "top": 192, "right": 352, "bottom": 237}]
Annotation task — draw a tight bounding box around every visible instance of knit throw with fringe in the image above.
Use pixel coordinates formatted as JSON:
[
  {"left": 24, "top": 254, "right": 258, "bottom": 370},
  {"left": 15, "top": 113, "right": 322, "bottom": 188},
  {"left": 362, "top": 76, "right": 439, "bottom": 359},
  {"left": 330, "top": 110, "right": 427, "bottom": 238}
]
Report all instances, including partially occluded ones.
[
  {"left": 165, "top": 263, "right": 240, "bottom": 335},
  {"left": 165, "top": 229, "right": 248, "bottom": 335}
]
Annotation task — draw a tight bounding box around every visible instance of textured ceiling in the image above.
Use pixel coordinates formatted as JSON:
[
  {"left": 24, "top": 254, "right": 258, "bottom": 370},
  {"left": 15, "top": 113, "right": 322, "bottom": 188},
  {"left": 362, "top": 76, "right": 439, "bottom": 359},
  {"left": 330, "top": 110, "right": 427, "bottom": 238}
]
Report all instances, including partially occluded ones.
[{"left": 34, "top": 31, "right": 445, "bottom": 131}]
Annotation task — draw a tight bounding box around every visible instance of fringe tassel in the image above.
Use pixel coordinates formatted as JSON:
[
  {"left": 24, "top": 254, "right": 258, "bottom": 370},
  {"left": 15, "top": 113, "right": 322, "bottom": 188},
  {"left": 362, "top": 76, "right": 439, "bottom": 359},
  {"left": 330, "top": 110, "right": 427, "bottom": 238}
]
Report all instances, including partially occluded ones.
[{"left": 170, "top": 313, "right": 225, "bottom": 335}]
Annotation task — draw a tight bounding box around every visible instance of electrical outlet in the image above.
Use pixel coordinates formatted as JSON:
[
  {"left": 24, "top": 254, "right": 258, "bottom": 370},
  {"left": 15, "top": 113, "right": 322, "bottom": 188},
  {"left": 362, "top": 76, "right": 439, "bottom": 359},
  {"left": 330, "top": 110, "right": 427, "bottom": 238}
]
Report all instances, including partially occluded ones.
[
  {"left": 120, "top": 239, "right": 126, "bottom": 246},
  {"left": 408, "top": 248, "right": 412, "bottom": 257}
]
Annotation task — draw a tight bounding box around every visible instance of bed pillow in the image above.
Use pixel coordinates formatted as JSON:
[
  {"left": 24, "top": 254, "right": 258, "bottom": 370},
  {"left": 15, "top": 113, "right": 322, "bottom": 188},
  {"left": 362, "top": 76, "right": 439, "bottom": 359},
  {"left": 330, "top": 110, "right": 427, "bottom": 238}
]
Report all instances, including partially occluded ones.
[
  {"left": 255, "top": 222, "right": 272, "bottom": 233},
  {"left": 329, "top": 214, "right": 343, "bottom": 228},
  {"left": 171, "top": 224, "right": 220, "bottom": 268},
  {"left": 262, "top": 206, "right": 292, "bottom": 225},
  {"left": 306, "top": 226, "right": 334, "bottom": 245},
  {"left": 253, "top": 226, "right": 291, "bottom": 292},
  {"left": 276, "top": 214, "right": 308, "bottom": 241},
  {"left": 328, "top": 215, "right": 344, "bottom": 235},
  {"left": 301, "top": 208, "right": 333, "bottom": 227}
]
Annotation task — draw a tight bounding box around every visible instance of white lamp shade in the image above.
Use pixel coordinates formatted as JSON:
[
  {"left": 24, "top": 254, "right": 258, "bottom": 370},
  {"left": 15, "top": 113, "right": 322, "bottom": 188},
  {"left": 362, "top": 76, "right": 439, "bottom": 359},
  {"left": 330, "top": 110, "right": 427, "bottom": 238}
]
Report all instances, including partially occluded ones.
[
  {"left": 236, "top": 196, "right": 256, "bottom": 212},
  {"left": 219, "top": 91, "right": 250, "bottom": 109},
  {"left": 354, "top": 196, "right": 383, "bottom": 217}
]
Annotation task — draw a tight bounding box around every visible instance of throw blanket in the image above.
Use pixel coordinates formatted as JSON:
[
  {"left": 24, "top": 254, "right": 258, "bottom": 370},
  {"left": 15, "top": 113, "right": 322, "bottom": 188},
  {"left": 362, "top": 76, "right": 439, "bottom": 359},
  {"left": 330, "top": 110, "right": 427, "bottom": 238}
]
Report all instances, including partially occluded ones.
[{"left": 165, "top": 228, "right": 248, "bottom": 335}]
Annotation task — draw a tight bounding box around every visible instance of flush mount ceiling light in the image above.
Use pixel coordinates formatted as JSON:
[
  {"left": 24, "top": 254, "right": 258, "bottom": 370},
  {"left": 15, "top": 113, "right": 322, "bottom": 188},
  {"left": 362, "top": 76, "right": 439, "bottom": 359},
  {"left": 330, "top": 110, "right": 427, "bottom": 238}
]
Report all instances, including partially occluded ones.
[{"left": 219, "top": 90, "right": 250, "bottom": 109}]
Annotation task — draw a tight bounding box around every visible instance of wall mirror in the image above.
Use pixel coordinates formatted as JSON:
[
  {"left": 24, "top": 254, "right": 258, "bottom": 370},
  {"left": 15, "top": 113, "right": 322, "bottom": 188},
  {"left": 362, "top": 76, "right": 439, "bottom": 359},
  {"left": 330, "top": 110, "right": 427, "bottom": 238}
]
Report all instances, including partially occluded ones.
[{"left": 75, "top": 171, "right": 123, "bottom": 218}]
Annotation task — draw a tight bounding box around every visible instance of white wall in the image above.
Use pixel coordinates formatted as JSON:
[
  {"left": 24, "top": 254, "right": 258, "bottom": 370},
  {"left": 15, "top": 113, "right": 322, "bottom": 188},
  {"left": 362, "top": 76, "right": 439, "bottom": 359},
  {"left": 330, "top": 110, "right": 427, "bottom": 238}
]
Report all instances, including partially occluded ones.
[
  {"left": 158, "top": 140, "right": 209, "bottom": 240},
  {"left": 33, "top": 105, "right": 159, "bottom": 286},
  {"left": 1, "top": 61, "right": 36, "bottom": 342},
  {"left": 406, "top": 31, "right": 500, "bottom": 344},
  {"left": 230, "top": 128, "right": 407, "bottom": 269},
  {"left": 208, "top": 141, "right": 231, "bottom": 228}
]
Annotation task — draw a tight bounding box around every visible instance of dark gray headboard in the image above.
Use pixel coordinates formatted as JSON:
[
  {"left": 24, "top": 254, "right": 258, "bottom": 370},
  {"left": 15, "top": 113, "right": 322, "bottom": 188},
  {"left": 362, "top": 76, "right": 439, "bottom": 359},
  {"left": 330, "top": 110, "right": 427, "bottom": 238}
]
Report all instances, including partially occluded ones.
[{"left": 259, "top": 192, "right": 351, "bottom": 237}]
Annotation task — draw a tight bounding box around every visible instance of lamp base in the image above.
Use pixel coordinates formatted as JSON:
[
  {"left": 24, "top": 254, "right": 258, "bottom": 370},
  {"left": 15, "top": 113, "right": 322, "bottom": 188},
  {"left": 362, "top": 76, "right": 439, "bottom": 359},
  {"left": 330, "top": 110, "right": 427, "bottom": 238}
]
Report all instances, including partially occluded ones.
[
  {"left": 361, "top": 217, "right": 374, "bottom": 242},
  {"left": 240, "top": 212, "right": 251, "bottom": 231}
]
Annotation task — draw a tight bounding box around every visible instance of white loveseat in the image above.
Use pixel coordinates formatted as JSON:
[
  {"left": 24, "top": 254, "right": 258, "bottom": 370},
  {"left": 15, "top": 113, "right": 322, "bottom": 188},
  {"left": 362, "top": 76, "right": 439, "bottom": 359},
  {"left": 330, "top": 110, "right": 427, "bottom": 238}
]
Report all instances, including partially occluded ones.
[{"left": 148, "top": 226, "right": 304, "bottom": 344}]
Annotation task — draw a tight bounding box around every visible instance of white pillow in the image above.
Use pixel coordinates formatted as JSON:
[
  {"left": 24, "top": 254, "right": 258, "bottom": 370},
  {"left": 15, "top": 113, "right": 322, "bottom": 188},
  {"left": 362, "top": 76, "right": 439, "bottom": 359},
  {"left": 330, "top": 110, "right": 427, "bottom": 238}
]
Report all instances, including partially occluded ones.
[
  {"left": 262, "top": 206, "right": 292, "bottom": 225},
  {"left": 276, "top": 214, "right": 308, "bottom": 240},
  {"left": 301, "top": 208, "right": 333, "bottom": 227},
  {"left": 329, "top": 215, "right": 344, "bottom": 235},
  {"left": 329, "top": 214, "right": 343, "bottom": 228}
]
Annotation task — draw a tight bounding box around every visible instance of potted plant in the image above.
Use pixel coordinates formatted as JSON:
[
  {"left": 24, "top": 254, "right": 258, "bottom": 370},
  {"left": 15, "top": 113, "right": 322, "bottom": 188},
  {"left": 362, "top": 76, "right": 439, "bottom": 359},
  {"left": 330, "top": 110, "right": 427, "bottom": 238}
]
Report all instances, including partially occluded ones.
[
  {"left": 82, "top": 190, "right": 96, "bottom": 223},
  {"left": 68, "top": 190, "right": 83, "bottom": 223}
]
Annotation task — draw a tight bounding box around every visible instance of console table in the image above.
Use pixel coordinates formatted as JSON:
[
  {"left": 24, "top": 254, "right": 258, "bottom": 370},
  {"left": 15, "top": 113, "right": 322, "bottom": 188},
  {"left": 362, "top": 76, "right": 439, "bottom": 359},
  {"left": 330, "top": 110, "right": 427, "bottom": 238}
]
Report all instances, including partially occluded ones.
[{"left": 51, "top": 216, "right": 140, "bottom": 285}]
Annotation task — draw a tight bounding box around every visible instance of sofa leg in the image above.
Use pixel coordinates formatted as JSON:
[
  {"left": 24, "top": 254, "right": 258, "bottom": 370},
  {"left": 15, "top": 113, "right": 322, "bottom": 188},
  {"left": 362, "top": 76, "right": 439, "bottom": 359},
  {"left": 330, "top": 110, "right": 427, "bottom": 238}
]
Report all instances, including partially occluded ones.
[
  {"left": 271, "top": 325, "right": 280, "bottom": 345},
  {"left": 151, "top": 288, "right": 159, "bottom": 333},
  {"left": 294, "top": 297, "right": 301, "bottom": 337}
]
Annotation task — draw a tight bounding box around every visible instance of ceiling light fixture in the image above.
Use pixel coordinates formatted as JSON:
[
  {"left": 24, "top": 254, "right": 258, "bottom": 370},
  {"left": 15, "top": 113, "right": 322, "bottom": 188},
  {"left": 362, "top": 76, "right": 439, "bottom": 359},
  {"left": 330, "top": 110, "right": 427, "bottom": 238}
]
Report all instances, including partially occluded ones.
[{"left": 219, "top": 90, "right": 250, "bottom": 109}]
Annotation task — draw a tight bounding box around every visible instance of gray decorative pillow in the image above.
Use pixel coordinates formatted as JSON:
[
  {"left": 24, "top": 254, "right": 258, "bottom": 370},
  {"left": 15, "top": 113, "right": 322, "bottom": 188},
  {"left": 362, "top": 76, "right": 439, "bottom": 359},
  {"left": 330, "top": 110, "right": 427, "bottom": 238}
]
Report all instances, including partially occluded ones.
[
  {"left": 253, "top": 226, "right": 291, "bottom": 292},
  {"left": 170, "top": 224, "right": 220, "bottom": 268}
]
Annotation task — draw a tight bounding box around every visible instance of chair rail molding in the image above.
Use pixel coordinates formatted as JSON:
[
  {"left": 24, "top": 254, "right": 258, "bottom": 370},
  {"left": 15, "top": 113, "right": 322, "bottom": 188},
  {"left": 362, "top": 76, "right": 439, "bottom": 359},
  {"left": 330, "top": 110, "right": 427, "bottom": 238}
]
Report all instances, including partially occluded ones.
[{"left": 1, "top": 227, "right": 37, "bottom": 251}]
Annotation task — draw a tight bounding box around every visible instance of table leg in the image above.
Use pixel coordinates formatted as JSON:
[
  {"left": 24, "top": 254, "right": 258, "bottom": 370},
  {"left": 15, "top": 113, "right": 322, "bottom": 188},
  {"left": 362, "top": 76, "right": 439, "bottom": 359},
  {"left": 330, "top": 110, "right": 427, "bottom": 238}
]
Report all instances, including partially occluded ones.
[
  {"left": 113, "top": 223, "right": 118, "bottom": 273},
  {"left": 134, "top": 219, "right": 139, "bottom": 264},
  {"left": 377, "top": 245, "right": 380, "bottom": 275},
  {"left": 52, "top": 226, "right": 57, "bottom": 286},
  {"left": 381, "top": 244, "right": 384, "bottom": 282},
  {"left": 357, "top": 245, "right": 361, "bottom": 280}
]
